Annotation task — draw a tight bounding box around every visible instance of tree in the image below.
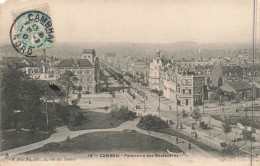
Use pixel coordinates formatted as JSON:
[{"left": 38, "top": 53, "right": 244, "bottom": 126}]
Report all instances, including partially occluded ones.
[
  {"left": 240, "top": 114, "right": 251, "bottom": 142},
  {"left": 57, "top": 71, "right": 78, "bottom": 105},
  {"left": 77, "top": 93, "right": 81, "bottom": 101},
  {"left": 240, "top": 114, "right": 250, "bottom": 130},
  {"left": 1, "top": 65, "right": 30, "bottom": 129},
  {"left": 222, "top": 116, "right": 232, "bottom": 142},
  {"left": 182, "top": 109, "right": 188, "bottom": 121},
  {"left": 191, "top": 107, "right": 202, "bottom": 124},
  {"left": 218, "top": 77, "right": 223, "bottom": 87},
  {"left": 158, "top": 90, "right": 163, "bottom": 96},
  {"left": 77, "top": 85, "right": 83, "bottom": 92},
  {"left": 222, "top": 143, "right": 239, "bottom": 156},
  {"left": 71, "top": 100, "right": 78, "bottom": 106},
  {"left": 207, "top": 77, "right": 211, "bottom": 86}
]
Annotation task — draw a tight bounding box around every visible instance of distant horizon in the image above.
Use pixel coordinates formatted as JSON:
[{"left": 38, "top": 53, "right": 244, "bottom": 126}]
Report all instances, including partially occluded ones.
[{"left": 1, "top": 0, "right": 255, "bottom": 44}]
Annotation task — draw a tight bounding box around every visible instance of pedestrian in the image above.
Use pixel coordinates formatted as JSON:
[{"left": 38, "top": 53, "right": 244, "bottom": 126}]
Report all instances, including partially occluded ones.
[
  {"left": 180, "top": 122, "right": 183, "bottom": 129},
  {"left": 195, "top": 132, "right": 198, "bottom": 139},
  {"left": 188, "top": 142, "right": 191, "bottom": 149},
  {"left": 176, "top": 137, "right": 179, "bottom": 144}
]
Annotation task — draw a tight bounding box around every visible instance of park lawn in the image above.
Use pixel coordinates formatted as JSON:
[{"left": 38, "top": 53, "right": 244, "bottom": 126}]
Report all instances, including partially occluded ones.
[
  {"left": 0, "top": 130, "right": 51, "bottom": 151},
  {"left": 68, "top": 111, "right": 126, "bottom": 131},
  {"left": 25, "top": 131, "right": 182, "bottom": 155}
]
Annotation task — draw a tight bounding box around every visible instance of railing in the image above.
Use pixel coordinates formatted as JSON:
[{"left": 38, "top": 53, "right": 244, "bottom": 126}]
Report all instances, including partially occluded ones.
[
  {"left": 174, "top": 127, "right": 222, "bottom": 151},
  {"left": 174, "top": 126, "right": 255, "bottom": 157}
]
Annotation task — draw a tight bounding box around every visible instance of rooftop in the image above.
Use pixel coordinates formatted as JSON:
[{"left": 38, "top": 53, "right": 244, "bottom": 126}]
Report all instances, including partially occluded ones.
[
  {"left": 83, "top": 49, "right": 95, "bottom": 54},
  {"left": 54, "top": 59, "right": 93, "bottom": 67},
  {"left": 228, "top": 80, "right": 251, "bottom": 91}
]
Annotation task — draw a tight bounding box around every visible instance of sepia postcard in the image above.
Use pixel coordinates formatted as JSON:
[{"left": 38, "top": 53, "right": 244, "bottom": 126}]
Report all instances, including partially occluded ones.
[{"left": 0, "top": 0, "right": 259, "bottom": 166}]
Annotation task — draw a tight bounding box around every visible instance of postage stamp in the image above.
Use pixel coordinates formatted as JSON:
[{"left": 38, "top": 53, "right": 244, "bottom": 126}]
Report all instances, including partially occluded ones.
[{"left": 9, "top": 5, "right": 55, "bottom": 57}]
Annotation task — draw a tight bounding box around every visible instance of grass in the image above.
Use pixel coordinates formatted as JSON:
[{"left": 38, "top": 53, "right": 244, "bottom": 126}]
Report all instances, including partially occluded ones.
[
  {"left": 0, "top": 130, "right": 51, "bottom": 151},
  {"left": 68, "top": 111, "right": 127, "bottom": 131},
  {"left": 25, "top": 131, "right": 183, "bottom": 154}
]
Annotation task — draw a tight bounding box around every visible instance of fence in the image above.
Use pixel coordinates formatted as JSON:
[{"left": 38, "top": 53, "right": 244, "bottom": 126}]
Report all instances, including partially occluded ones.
[
  {"left": 174, "top": 126, "right": 256, "bottom": 157},
  {"left": 176, "top": 127, "right": 223, "bottom": 151}
]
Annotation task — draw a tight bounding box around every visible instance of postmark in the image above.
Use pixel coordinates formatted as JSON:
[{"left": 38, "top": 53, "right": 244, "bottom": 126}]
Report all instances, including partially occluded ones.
[{"left": 10, "top": 9, "right": 55, "bottom": 57}]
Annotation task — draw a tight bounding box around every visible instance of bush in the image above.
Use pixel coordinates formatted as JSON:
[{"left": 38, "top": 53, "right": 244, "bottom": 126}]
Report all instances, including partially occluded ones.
[
  {"left": 110, "top": 105, "right": 136, "bottom": 121},
  {"left": 222, "top": 143, "right": 239, "bottom": 156},
  {"left": 74, "top": 112, "right": 84, "bottom": 126},
  {"left": 137, "top": 115, "right": 169, "bottom": 131},
  {"left": 199, "top": 121, "right": 208, "bottom": 130},
  {"left": 83, "top": 91, "right": 91, "bottom": 94},
  {"left": 242, "top": 129, "right": 255, "bottom": 141},
  {"left": 71, "top": 100, "right": 78, "bottom": 106},
  {"left": 220, "top": 142, "right": 227, "bottom": 148}
]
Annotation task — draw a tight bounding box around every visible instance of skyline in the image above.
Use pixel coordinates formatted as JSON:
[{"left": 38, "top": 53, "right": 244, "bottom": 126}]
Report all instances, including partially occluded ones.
[{"left": 0, "top": 0, "right": 256, "bottom": 44}]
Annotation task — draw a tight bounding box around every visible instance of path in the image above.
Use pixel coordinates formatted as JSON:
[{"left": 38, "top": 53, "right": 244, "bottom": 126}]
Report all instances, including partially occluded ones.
[{"left": 0, "top": 118, "right": 211, "bottom": 158}]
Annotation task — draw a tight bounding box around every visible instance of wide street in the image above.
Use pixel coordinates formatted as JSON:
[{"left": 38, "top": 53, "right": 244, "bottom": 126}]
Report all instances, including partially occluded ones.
[{"left": 103, "top": 62, "right": 260, "bottom": 156}]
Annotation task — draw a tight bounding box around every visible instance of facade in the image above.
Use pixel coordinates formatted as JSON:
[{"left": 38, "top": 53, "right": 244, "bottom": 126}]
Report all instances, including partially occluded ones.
[
  {"left": 149, "top": 47, "right": 165, "bottom": 91},
  {"left": 163, "top": 66, "right": 205, "bottom": 111},
  {"left": 163, "top": 67, "right": 177, "bottom": 101},
  {"left": 177, "top": 73, "right": 204, "bottom": 111},
  {"left": 53, "top": 49, "right": 100, "bottom": 94}
]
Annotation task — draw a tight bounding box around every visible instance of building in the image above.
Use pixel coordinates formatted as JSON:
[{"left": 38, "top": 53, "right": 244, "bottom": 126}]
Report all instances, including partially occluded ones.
[
  {"left": 149, "top": 47, "right": 170, "bottom": 91},
  {"left": 220, "top": 80, "right": 253, "bottom": 100},
  {"left": 163, "top": 66, "right": 205, "bottom": 111},
  {"left": 53, "top": 49, "right": 100, "bottom": 94},
  {"left": 104, "top": 52, "right": 117, "bottom": 65}
]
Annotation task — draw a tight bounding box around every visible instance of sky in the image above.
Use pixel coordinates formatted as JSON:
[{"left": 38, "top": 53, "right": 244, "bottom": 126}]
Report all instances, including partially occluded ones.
[{"left": 0, "top": 0, "right": 256, "bottom": 44}]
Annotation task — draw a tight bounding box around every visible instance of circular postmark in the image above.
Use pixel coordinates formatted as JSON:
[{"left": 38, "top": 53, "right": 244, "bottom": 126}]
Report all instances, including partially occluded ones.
[{"left": 10, "top": 10, "right": 55, "bottom": 57}]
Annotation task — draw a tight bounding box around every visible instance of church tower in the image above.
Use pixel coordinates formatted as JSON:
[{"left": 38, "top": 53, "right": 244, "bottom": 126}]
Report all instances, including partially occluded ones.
[{"left": 156, "top": 45, "right": 161, "bottom": 58}]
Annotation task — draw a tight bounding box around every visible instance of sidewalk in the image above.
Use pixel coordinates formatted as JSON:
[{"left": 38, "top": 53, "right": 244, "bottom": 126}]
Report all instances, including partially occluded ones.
[{"left": 0, "top": 118, "right": 210, "bottom": 159}]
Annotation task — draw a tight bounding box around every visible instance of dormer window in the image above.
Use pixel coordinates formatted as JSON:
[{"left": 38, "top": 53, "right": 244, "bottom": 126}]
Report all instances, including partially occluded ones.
[{"left": 73, "top": 59, "right": 79, "bottom": 67}]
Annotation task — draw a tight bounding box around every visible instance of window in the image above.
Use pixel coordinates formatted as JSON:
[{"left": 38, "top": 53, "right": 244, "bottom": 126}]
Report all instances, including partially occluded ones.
[
  {"left": 189, "top": 89, "right": 191, "bottom": 95},
  {"left": 182, "top": 79, "right": 185, "bottom": 86},
  {"left": 178, "top": 88, "right": 180, "bottom": 93},
  {"left": 185, "top": 79, "right": 188, "bottom": 86},
  {"left": 182, "top": 89, "right": 185, "bottom": 94},
  {"left": 186, "top": 99, "right": 189, "bottom": 106}
]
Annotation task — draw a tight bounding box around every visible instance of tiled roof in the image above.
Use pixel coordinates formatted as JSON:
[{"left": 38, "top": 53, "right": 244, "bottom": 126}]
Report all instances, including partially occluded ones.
[
  {"left": 228, "top": 80, "right": 251, "bottom": 91},
  {"left": 55, "top": 59, "right": 93, "bottom": 67}
]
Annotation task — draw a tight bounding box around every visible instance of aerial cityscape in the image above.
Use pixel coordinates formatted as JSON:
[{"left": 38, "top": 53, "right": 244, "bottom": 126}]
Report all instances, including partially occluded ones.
[
  {"left": 0, "top": 43, "right": 259, "bottom": 159},
  {"left": 0, "top": 0, "right": 259, "bottom": 165}
]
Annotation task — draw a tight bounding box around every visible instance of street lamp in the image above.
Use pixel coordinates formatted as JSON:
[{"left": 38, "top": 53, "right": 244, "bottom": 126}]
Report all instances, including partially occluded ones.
[
  {"left": 176, "top": 98, "right": 180, "bottom": 129},
  {"left": 202, "top": 95, "right": 205, "bottom": 115}
]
